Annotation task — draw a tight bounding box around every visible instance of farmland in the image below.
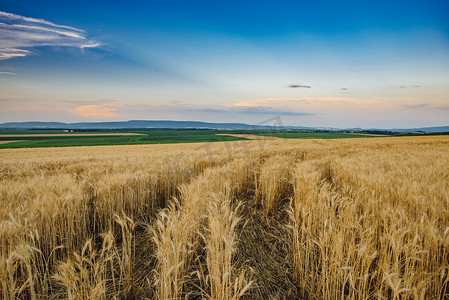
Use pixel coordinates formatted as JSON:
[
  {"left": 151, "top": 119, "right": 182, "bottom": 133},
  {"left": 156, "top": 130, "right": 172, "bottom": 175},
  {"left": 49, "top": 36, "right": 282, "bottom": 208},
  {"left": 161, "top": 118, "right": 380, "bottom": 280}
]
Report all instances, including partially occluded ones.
[
  {"left": 0, "top": 129, "right": 386, "bottom": 149},
  {"left": 0, "top": 130, "right": 246, "bottom": 148},
  {"left": 1, "top": 136, "right": 448, "bottom": 299}
]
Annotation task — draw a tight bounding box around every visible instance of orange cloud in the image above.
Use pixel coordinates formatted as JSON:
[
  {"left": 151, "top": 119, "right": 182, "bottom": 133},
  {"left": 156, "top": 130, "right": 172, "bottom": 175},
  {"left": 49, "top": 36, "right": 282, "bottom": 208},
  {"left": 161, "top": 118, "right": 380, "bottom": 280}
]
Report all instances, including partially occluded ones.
[{"left": 72, "top": 105, "right": 119, "bottom": 118}]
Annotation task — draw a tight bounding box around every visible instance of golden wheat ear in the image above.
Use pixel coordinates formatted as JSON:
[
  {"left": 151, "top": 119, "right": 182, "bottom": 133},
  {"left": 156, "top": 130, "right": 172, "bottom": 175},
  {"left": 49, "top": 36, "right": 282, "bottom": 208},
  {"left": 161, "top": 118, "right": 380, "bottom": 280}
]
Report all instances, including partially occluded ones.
[{"left": 1, "top": 136, "right": 448, "bottom": 298}]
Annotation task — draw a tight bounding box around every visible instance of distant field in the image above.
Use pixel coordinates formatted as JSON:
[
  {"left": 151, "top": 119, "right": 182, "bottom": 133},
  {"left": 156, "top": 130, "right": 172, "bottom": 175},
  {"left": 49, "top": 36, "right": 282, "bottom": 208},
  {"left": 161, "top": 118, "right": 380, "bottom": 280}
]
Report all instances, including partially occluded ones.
[
  {"left": 0, "top": 129, "right": 387, "bottom": 148},
  {"left": 0, "top": 130, "right": 247, "bottom": 148}
]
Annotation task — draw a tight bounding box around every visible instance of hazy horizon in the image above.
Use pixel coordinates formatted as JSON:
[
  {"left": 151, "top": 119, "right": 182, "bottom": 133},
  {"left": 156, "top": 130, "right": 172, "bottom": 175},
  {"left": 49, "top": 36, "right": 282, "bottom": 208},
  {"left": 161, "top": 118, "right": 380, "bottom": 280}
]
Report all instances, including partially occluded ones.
[
  {"left": 1, "top": 119, "right": 449, "bottom": 131},
  {"left": 1, "top": 1, "right": 448, "bottom": 128}
]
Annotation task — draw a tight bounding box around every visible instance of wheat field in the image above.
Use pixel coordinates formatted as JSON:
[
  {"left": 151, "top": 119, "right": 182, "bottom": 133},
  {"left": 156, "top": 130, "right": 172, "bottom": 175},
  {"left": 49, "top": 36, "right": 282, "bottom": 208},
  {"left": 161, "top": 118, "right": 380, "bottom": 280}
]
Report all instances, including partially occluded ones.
[{"left": 0, "top": 136, "right": 448, "bottom": 299}]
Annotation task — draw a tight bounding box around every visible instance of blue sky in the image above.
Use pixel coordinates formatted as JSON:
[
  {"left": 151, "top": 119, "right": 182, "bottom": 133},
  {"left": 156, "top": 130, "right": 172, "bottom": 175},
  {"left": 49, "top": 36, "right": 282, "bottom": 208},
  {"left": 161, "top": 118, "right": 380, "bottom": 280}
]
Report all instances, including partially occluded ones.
[{"left": 0, "top": 0, "right": 448, "bottom": 128}]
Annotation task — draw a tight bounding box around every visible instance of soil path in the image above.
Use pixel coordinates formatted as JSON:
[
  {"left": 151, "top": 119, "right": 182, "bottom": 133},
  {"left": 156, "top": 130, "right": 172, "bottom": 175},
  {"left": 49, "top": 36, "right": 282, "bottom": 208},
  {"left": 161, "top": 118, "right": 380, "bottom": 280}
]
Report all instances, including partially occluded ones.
[
  {"left": 0, "top": 140, "right": 27, "bottom": 144},
  {"left": 216, "top": 133, "right": 285, "bottom": 140}
]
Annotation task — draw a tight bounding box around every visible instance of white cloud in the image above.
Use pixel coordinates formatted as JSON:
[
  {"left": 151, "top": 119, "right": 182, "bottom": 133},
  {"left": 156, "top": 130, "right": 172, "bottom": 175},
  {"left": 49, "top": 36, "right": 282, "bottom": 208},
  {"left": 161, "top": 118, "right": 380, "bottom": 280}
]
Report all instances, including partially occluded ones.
[
  {"left": 0, "top": 11, "right": 83, "bottom": 32},
  {"left": 0, "top": 71, "right": 18, "bottom": 75},
  {"left": 0, "top": 48, "right": 31, "bottom": 60},
  {"left": 80, "top": 42, "right": 101, "bottom": 49},
  {"left": 0, "top": 11, "right": 100, "bottom": 60}
]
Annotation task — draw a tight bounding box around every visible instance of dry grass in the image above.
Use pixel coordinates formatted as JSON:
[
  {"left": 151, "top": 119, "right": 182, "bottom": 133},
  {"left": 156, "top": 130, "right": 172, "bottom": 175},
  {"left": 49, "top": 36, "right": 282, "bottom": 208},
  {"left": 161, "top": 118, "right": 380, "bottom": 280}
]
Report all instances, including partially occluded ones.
[{"left": 0, "top": 136, "right": 448, "bottom": 299}]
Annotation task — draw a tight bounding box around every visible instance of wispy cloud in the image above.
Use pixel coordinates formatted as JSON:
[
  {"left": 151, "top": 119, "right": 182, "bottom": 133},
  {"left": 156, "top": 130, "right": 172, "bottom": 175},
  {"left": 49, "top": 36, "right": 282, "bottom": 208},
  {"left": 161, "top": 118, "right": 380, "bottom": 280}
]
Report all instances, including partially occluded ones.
[
  {"left": 0, "top": 48, "right": 31, "bottom": 60},
  {"left": 67, "top": 101, "right": 315, "bottom": 119},
  {"left": 67, "top": 97, "right": 383, "bottom": 120},
  {"left": 0, "top": 11, "right": 83, "bottom": 32},
  {"left": 287, "top": 84, "right": 311, "bottom": 88},
  {"left": 0, "top": 11, "right": 99, "bottom": 60},
  {"left": 402, "top": 103, "right": 429, "bottom": 109},
  {"left": 65, "top": 99, "right": 118, "bottom": 106},
  {"left": 399, "top": 85, "right": 421, "bottom": 88},
  {"left": 231, "top": 97, "right": 399, "bottom": 114},
  {"left": 183, "top": 105, "right": 314, "bottom": 116},
  {"left": 0, "top": 71, "right": 17, "bottom": 75},
  {"left": 232, "top": 98, "right": 312, "bottom": 107},
  {"left": 118, "top": 102, "right": 314, "bottom": 116},
  {"left": 72, "top": 105, "right": 118, "bottom": 118},
  {"left": 432, "top": 106, "right": 449, "bottom": 111},
  {"left": 402, "top": 103, "right": 449, "bottom": 111}
]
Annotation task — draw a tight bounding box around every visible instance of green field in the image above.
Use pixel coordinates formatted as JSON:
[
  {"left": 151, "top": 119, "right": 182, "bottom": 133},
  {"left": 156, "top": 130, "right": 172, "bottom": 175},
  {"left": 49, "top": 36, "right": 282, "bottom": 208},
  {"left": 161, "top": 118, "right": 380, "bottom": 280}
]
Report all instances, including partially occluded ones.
[
  {"left": 0, "top": 130, "right": 246, "bottom": 149},
  {"left": 0, "top": 129, "right": 69, "bottom": 135},
  {"left": 0, "top": 129, "right": 385, "bottom": 149}
]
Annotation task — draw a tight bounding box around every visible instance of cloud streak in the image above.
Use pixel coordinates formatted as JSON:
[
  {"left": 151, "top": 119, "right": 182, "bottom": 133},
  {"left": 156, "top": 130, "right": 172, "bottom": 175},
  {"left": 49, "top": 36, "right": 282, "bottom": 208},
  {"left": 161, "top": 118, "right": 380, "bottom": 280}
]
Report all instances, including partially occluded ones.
[
  {"left": 402, "top": 103, "right": 429, "bottom": 109},
  {"left": 402, "top": 103, "right": 449, "bottom": 111},
  {"left": 0, "top": 11, "right": 83, "bottom": 32},
  {"left": 68, "top": 101, "right": 315, "bottom": 119},
  {"left": 432, "top": 106, "right": 449, "bottom": 111},
  {"left": 0, "top": 11, "right": 99, "bottom": 60},
  {"left": 0, "top": 71, "right": 17, "bottom": 75},
  {"left": 183, "top": 105, "right": 314, "bottom": 116},
  {"left": 399, "top": 85, "right": 421, "bottom": 88},
  {"left": 287, "top": 84, "right": 311, "bottom": 88}
]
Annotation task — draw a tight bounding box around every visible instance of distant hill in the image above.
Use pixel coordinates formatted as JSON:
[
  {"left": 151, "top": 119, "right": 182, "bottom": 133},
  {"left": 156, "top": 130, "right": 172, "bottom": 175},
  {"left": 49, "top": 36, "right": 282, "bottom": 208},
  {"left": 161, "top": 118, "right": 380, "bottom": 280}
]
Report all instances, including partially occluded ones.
[
  {"left": 0, "top": 120, "right": 258, "bottom": 130},
  {"left": 391, "top": 126, "right": 449, "bottom": 133},
  {"left": 343, "top": 126, "right": 449, "bottom": 133},
  {"left": 0, "top": 121, "right": 447, "bottom": 132}
]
